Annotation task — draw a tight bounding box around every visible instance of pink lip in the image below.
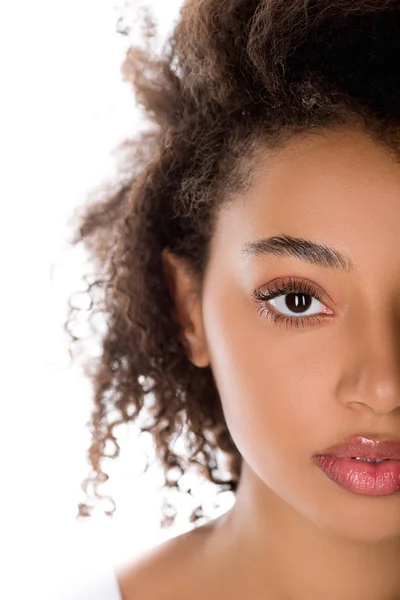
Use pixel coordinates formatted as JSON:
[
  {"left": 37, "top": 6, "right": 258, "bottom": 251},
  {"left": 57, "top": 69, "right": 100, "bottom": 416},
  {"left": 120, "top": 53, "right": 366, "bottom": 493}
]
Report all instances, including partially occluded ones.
[
  {"left": 316, "top": 435, "right": 400, "bottom": 460},
  {"left": 314, "top": 456, "right": 400, "bottom": 496},
  {"left": 314, "top": 435, "right": 400, "bottom": 496}
]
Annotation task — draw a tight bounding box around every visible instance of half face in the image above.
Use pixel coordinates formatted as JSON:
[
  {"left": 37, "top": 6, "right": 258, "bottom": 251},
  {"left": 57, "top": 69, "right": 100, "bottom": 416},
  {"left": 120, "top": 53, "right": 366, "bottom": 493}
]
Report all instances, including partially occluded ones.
[{"left": 200, "top": 125, "right": 400, "bottom": 541}]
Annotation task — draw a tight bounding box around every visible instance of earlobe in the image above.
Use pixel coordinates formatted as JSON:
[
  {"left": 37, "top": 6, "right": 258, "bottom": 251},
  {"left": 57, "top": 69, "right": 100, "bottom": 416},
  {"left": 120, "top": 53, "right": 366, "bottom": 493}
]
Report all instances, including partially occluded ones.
[
  {"left": 161, "top": 247, "right": 210, "bottom": 368},
  {"left": 183, "top": 302, "right": 211, "bottom": 368}
]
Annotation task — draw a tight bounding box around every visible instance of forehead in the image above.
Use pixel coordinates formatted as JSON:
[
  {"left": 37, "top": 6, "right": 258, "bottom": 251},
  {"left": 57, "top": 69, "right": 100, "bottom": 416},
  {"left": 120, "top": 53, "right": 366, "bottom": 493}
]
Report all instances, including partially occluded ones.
[{"left": 210, "top": 127, "right": 400, "bottom": 273}]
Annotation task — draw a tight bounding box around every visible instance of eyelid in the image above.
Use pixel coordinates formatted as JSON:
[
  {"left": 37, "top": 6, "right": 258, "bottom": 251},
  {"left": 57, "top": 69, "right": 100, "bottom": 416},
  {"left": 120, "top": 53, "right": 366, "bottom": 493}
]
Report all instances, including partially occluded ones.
[
  {"left": 251, "top": 275, "right": 337, "bottom": 329},
  {"left": 263, "top": 275, "right": 340, "bottom": 311},
  {"left": 268, "top": 288, "right": 332, "bottom": 319}
]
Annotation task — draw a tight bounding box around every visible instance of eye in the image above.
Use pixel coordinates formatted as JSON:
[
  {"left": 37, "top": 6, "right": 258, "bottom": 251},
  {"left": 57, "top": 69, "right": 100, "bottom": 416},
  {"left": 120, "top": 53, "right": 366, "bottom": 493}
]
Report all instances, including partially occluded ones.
[{"left": 252, "top": 276, "right": 334, "bottom": 329}]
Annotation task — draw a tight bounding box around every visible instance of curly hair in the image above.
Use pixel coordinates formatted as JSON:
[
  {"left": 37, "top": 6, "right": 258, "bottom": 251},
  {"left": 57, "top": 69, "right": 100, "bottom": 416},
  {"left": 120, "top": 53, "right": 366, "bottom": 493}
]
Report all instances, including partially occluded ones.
[{"left": 65, "top": 0, "right": 400, "bottom": 529}]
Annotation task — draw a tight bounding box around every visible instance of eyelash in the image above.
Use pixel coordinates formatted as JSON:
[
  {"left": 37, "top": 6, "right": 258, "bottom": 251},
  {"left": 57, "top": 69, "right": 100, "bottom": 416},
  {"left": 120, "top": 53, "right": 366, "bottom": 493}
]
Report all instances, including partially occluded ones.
[{"left": 251, "top": 276, "right": 328, "bottom": 329}]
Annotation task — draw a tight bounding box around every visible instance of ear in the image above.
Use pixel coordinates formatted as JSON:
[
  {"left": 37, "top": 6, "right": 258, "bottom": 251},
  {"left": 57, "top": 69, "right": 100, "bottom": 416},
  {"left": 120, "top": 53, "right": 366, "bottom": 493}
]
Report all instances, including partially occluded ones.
[{"left": 161, "top": 247, "right": 210, "bottom": 368}]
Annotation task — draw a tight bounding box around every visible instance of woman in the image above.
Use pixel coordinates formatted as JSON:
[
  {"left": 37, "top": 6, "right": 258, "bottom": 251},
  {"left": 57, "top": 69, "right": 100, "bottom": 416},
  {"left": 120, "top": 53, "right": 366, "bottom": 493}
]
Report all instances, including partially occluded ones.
[{"left": 66, "top": 0, "right": 400, "bottom": 598}]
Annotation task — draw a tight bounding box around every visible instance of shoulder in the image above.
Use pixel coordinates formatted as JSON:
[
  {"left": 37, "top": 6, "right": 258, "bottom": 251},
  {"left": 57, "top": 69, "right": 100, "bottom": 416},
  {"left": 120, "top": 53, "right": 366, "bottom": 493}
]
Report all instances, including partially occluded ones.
[{"left": 116, "top": 519, "right": 222, "bottom": 600}]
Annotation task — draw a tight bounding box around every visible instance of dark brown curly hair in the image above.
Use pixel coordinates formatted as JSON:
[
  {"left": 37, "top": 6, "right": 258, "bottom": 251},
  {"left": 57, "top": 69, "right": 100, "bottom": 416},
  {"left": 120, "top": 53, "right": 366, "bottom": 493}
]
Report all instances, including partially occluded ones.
[{"left": 65, "top": 0, "right": 400, "bottom": 529}]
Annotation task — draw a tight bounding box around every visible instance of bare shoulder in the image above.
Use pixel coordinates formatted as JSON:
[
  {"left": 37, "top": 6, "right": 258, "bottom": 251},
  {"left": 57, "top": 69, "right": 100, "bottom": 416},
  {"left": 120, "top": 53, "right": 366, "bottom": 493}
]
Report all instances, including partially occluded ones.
[{"left": 116, "top": 518, "right": 224, "bottom": 600}]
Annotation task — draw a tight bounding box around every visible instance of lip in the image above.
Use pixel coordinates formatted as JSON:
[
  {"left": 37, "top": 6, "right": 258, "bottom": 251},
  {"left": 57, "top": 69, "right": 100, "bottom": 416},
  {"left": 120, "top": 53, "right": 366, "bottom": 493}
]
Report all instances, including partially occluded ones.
[
  {"left": 314, "top": 455, "right": 400, "bottom": 496},
  {"left": 314, "top": 435, "right": 400, "bottom": 496},
  {"left": 316, "top": 435, "right": 400, "bottom": 460}
]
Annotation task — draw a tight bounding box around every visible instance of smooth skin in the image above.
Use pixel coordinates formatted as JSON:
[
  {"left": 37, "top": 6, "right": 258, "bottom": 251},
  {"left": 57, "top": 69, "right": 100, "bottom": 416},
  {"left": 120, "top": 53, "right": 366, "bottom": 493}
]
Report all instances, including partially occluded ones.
[{"left": 118, "top": 125, "right": 400, "bottom": 600}]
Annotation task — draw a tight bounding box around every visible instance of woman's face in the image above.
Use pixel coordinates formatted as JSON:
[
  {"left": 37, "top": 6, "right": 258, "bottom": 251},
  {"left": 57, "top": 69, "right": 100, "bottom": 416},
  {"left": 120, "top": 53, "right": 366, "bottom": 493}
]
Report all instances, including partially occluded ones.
[{"left": 201, "top": 126, "right": 400, "bottom": 541}]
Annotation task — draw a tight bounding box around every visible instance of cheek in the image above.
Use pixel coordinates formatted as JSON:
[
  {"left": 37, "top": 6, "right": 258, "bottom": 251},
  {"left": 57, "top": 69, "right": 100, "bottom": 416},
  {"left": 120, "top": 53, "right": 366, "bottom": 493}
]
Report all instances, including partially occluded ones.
[{"left": 202, "top": 282, "right": 331, "bottom": 485}]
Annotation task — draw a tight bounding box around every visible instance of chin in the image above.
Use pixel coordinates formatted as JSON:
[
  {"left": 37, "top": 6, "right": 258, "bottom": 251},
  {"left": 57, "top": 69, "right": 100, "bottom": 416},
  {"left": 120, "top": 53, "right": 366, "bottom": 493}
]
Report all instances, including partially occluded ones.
[{"left": 302, "top": 486, "right": 400, "bottom": 543}]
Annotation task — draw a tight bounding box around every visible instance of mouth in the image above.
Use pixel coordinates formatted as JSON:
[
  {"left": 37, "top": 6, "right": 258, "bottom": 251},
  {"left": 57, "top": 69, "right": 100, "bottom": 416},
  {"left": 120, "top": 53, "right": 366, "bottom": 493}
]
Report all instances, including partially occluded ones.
[
  {"left": 314, "top": 455, "right": 400, "bottom": 496},
  {"left": 314, "top": 435, "right": 400, "bottom": 496},
  {"left": 349, "top": 457, "right": 391, "bottom": 463},
  {"left": 316, "top": 434, "right": 400, "bottom": 461}
]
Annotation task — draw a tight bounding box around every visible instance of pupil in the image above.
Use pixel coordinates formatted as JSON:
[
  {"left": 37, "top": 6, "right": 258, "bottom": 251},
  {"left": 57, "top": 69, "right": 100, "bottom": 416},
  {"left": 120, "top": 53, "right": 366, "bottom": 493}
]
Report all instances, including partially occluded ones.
[{"left": 286, "top": 293, "right": 312, "bottom": 314}]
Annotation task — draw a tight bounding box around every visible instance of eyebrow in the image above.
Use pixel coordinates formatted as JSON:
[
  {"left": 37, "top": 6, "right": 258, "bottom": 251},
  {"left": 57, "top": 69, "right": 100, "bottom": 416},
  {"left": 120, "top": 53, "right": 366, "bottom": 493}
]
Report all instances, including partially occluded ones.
[{"left": 240, "top": 234, "right": 354, "bottom": 272}]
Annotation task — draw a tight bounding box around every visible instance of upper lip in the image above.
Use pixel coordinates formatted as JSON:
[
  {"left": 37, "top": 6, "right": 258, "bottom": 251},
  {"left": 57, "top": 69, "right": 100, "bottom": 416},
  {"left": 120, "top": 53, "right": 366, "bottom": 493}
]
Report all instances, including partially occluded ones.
[{"left": 317, "top": 435, "right": 400, "bottom": 460}]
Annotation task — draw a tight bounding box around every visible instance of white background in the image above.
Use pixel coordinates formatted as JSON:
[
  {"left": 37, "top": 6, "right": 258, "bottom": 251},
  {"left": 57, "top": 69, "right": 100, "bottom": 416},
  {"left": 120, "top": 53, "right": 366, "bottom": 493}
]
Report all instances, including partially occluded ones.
[{"left": 0, "top": 1, "right": 234, "bottom": 598}]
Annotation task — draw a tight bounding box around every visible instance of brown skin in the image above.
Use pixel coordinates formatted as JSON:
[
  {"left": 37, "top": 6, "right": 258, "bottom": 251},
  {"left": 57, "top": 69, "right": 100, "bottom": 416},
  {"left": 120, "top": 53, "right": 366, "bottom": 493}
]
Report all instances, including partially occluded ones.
[{"left": 117, "top": 126, "right": 400, "bottom": 600}]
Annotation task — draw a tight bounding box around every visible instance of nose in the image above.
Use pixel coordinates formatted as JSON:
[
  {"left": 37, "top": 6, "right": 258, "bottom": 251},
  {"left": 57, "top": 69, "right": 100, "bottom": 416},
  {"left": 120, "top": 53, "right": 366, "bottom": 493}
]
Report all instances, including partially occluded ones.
[{"left": 337, "top": 322, "right": 400, "bottom": 415}]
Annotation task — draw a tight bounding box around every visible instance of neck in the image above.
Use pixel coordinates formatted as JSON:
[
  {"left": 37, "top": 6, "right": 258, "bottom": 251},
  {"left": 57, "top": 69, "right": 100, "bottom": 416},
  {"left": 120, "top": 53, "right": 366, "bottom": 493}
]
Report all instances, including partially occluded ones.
[{"left": 208, "top": 461, "right": 400, "bottom": 600}]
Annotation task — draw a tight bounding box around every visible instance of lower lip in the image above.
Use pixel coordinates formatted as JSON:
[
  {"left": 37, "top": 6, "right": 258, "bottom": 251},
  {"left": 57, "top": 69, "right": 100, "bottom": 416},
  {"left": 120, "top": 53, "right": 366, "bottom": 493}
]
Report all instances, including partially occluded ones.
[{"left": 315, "top": 456, "right": 400, "bottom": 496}]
